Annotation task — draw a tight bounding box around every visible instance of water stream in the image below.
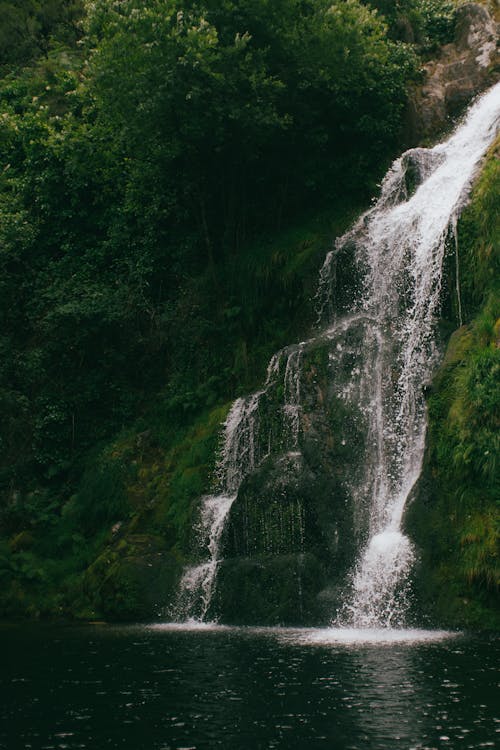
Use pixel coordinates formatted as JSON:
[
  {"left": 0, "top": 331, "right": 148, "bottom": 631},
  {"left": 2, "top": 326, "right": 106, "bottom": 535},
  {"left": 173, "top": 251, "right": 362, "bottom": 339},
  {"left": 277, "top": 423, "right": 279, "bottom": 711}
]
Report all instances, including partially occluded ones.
[{"left": 174, "top": 82, "right": 500, "bottom": 626}]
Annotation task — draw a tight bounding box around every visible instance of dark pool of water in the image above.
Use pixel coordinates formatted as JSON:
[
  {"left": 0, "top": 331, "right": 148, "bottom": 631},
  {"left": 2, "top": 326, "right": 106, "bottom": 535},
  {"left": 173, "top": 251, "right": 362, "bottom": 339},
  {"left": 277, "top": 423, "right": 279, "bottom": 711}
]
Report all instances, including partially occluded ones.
[{"left": 0, "top": 623, "right": 498, "bottom": 750}]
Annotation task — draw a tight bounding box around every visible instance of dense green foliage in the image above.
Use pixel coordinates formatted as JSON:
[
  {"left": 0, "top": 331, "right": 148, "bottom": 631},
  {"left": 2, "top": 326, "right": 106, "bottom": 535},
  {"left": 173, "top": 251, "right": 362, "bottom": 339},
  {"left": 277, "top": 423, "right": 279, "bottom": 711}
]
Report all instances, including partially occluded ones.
[
  {"left": 0, "top": 0, "right": 84, "bottom": 69},
  {"left": 408, "top": 139, "right": 499, "bottom": 629},
  {"left": 366, "top": 0, "right": 458, "bottom": 45},
  {"left": 0, "top": 0, "right": 416, "bottom": 487}
]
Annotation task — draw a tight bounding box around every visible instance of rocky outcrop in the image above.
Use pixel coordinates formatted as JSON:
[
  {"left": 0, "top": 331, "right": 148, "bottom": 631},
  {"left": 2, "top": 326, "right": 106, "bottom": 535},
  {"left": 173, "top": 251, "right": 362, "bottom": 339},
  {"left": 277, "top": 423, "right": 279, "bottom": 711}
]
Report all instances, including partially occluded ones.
[
  {"left": 407, "top": 3, "right": 499, "bottom": 141},
  {"left": 210, "top": 339, "right": 366, "bottom": 625}
]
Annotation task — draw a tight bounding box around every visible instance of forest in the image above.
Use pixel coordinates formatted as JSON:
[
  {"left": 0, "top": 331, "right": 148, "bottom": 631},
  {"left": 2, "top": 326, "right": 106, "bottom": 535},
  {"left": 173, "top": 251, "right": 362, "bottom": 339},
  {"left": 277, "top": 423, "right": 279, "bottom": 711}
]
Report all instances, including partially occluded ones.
[{"left": 0, "top": 0, "right": 497, "bottom": 627}]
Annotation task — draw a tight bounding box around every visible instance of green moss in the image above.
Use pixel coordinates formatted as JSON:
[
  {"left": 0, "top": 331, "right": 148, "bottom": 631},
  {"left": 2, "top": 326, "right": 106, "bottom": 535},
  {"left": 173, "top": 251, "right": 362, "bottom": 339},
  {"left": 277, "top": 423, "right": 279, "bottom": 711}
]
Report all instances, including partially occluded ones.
[
  {"left": 71, "top": 402, "right": 231, "bottom": 618},
  {"left": 408, "top": 138, "right": 500, "bottom": 629}
]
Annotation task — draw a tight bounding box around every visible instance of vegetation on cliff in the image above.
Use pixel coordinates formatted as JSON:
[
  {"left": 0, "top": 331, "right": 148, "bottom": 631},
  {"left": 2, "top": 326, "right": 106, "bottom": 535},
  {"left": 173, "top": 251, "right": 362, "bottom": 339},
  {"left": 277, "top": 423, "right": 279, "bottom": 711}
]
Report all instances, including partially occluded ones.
[{"left": 409, "top": 137, "right": 499, "bottom": 629}]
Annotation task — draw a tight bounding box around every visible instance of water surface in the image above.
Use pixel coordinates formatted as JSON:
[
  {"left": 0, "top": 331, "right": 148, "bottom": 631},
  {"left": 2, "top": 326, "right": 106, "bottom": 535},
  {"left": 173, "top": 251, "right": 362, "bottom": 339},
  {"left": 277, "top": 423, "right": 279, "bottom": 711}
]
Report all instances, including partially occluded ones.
[{"left": 1, "top": 623, "right": 498, "bottom": 749}]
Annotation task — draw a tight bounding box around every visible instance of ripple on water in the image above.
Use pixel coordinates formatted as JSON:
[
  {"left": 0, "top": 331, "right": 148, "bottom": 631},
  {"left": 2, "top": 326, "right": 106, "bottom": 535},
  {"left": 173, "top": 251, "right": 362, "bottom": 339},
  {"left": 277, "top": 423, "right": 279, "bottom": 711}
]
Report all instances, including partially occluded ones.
[
  {"left": 144, "top": 622, "right": 458, "bottom": 647},
  {"left": 147, "top": 620, "right": 230, "bottom": 633}
]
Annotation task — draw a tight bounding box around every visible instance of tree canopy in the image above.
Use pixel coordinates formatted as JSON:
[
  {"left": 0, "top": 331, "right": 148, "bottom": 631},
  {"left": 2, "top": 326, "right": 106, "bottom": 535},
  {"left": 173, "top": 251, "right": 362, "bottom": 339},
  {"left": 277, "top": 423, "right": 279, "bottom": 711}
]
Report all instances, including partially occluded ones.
[{"left": 0, "top": 0, "right": 420, "bottom": 490}]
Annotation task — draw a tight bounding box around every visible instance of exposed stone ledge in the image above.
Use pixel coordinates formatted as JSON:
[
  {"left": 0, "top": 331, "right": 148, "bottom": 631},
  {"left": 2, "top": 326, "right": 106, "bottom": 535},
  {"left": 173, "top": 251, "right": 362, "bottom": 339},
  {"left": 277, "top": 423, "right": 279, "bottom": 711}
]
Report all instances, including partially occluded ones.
[{"left": 406, "top": 3, "right": 499, "bottom": 142}]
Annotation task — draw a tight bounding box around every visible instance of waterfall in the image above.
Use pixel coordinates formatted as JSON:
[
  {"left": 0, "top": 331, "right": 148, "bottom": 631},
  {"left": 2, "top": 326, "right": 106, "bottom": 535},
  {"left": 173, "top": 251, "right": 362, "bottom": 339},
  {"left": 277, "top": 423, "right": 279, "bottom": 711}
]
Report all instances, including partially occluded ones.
[
  {"left": 172, "top": 393, "right": 262, "bottom": 621},
  {"left": 173, "top": 348, "right": 305, "bottom": 620},
  {"left": 173, "top": 82, "right": 500, "bottom": 626}
]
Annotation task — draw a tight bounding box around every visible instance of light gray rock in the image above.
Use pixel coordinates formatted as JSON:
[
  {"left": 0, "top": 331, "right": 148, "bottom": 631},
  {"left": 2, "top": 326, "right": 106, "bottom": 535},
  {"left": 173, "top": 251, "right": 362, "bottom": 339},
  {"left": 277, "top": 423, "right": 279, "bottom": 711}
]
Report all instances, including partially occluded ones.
[{"left": 406, "top": 3, "right": 498, "bottom": 142}]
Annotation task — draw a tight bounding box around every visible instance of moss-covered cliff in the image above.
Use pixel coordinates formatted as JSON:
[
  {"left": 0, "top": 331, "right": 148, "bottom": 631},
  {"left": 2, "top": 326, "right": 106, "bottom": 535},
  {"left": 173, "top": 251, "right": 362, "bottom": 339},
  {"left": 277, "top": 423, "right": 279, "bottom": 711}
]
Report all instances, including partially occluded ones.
[{"left": 407, "top": 137, "right": 499, "bottom": 630}]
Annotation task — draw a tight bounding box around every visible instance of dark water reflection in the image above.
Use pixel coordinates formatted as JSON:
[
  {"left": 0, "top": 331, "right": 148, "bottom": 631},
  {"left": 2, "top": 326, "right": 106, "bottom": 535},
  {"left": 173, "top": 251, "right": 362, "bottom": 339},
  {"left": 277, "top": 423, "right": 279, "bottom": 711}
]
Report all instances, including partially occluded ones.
[{"left": 0, "top": 623, "right": 498, "bottom": 750}]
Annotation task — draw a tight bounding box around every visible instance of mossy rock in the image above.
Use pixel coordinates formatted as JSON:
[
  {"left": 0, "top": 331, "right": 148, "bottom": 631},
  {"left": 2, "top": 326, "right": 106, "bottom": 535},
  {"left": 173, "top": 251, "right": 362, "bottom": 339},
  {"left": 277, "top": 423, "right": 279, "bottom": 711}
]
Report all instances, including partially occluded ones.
[
  {"left": 213, "top": 553, "right": 327, "bottom": 625},
  {"left": 83, "top": 534, "right": 182, "bottom": 621}
]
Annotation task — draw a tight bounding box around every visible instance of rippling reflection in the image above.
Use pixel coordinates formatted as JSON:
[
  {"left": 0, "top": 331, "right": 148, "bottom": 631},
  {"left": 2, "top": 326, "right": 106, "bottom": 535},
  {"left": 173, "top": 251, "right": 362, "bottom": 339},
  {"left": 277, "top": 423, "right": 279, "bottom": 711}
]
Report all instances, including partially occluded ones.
[{"left": 0, "top": 623, "right": 498, "bottom": 750}]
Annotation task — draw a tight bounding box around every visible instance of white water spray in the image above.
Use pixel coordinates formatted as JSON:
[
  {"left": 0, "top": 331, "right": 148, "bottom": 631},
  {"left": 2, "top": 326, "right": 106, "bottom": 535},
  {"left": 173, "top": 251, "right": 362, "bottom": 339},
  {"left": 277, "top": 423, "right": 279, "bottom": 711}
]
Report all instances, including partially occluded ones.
[{"left": 330, "top": 83, "right": 500, "bottom": 626}]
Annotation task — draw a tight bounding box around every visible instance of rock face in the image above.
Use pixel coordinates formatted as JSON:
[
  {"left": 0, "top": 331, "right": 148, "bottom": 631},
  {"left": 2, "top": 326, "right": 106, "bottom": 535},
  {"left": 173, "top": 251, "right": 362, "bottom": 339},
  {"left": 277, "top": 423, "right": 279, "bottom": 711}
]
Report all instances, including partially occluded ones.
[
  {"left": 407, "top": 3, "right": 498, "bottom": 141},
  {"left": 209, "top": 339, "right": 366, "bottom": 625}
]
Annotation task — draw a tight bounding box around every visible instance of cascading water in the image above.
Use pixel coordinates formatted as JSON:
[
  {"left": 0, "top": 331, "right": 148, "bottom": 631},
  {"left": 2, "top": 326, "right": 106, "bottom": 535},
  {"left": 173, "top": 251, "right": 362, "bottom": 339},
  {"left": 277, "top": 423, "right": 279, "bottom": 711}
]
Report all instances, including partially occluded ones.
[
  {"left": 173, "top": 393, "right": 261, "bottom": 621},
  {"left": 173, "top": 347, "right": 304, "bottom": 620},
  {"left": 331, "top": 82, "right": 500, "bottom": 627},
  {"left": 174, "top": 82, "right": 500, "bottom": 626}
]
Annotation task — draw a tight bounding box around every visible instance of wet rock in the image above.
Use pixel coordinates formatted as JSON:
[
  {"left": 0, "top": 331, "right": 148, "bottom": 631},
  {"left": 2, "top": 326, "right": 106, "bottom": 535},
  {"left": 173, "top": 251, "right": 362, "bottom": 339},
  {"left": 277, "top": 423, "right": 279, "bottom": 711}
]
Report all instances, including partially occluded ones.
[
  {"left": 454, "top": 3, "right": 497, "bottom": 62},
  {"left": 213, "top": 553, "right": 327, "bottom": 625},
  {"left": 212, "top": 340, "right": 365, "bottom": 625}
]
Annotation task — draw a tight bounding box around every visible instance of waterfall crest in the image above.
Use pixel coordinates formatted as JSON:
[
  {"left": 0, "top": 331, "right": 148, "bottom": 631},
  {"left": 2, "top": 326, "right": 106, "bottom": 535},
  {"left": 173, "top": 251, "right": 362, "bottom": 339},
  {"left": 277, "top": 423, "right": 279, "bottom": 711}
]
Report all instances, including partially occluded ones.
[{"left": 173, "top": 83, "right": 500, "bottom": 626}]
